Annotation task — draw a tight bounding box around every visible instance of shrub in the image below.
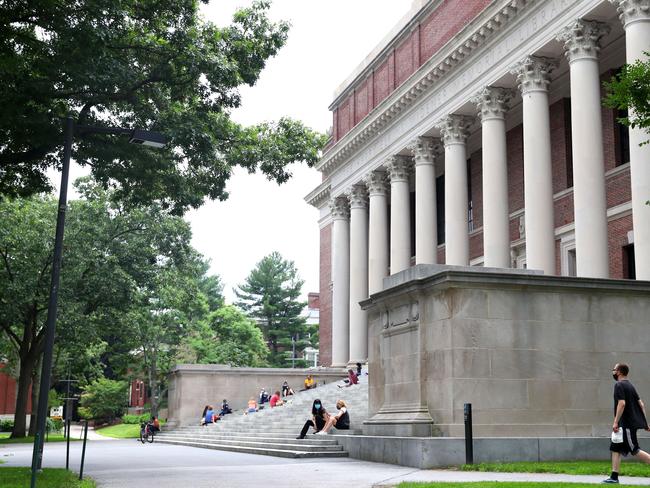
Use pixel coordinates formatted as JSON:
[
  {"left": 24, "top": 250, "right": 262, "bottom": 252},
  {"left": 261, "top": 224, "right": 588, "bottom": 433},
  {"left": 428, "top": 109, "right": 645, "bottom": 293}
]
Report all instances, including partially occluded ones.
[
  {"left": 121, "top": 413, "right": 151, "bottom": 424},
  {"left": 79, "top": 378, "right": 128, "bottom": 422},
  {"left": 45, "top": 417, "right": 63, "bottom": 434},
  {"left": 0, "top": 419, "right": 14, "bottom": 432}
]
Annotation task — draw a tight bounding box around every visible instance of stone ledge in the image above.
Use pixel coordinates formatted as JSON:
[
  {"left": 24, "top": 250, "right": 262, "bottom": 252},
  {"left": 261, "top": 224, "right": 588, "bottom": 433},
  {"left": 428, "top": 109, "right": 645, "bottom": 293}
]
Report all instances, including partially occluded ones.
[{"left": 334, "top": 435, "right": 618, "bottom": 468}]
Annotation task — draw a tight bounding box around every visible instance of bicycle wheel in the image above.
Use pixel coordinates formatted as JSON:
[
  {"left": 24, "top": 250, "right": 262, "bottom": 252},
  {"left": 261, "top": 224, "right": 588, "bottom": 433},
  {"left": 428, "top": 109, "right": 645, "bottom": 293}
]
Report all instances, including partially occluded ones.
[
  {"left": 147, "top": 428, "right": 154, "bottom": 443},
  {"left": 139, "top": 425, "right": 146, "bottom": 444}
]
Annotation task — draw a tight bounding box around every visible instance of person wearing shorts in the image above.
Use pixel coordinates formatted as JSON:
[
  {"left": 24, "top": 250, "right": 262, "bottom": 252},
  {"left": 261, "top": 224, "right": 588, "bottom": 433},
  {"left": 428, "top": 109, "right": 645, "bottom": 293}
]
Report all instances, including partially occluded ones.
[{"left": 604, "top": 363, "right": 650, "bottom": 484}]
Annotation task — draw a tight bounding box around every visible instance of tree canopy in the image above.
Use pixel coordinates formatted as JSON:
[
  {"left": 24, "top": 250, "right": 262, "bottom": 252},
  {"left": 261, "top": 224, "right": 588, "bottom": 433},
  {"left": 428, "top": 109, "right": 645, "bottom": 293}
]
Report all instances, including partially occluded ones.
[
  {"left": 235, "top": 251, "right": 314, "bottom": 367},
  {"left": 0, "top": 182, "right": 210, "bottom": 435},
  {"left": 0, "top": 0, "right": 326, "bottom": 214}
]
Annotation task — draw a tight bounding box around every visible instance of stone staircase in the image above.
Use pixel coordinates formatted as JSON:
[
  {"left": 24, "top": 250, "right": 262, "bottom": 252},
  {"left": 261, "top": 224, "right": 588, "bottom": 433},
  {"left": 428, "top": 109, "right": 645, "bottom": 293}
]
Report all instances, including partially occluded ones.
[{"left": 156, "top": 379, "right": 368, "bottom": 458}]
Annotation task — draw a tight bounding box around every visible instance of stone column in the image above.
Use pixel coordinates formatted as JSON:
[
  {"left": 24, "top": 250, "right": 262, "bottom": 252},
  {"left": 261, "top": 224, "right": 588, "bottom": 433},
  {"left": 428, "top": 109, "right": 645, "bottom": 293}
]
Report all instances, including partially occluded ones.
[
  {"left": 472, "top": 87, "right": 515, "bottom": 268},
  {"left": 511, "top": 56, "right": 559, "bottom": 275},
  {"left": 437, "top": 114, "right": 474, "bottom": 266},
  {"left": 557, "top": 20, "right": 611, "bottom": 278},
  {"left": 610, "top": 0, "right": 650, "bottom": 279},
  {"left": 387, "top": 156, "right": 413, "bottom": 274},
  {"left": 347, "top": 184, "right": 369, "bottom": 365},
  {"left": 410, "top": 137, "right": 441, "bottom": 265},
  {"left": 329, "top": 196, "right": 350, "bottom": 367},
  {"left": 364, "top": 170, "right": 389, "bottom": 294}
]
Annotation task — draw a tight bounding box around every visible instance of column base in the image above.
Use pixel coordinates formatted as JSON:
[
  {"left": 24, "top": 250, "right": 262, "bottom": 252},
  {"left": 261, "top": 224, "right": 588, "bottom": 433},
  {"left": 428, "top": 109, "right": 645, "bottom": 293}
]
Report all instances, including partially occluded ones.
[{"left": 363, "top": 404, "right": 436, "bottom": 437}]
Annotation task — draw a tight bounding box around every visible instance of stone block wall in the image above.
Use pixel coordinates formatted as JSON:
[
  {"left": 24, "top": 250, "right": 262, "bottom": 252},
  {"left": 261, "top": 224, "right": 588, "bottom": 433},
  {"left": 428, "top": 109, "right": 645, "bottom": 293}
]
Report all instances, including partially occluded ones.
[
  {"left": 363, "top": 265, "right": 650, "bottom": 437},
  {"left": 166, "top": 365, "right": 347, "bottom": 428}
]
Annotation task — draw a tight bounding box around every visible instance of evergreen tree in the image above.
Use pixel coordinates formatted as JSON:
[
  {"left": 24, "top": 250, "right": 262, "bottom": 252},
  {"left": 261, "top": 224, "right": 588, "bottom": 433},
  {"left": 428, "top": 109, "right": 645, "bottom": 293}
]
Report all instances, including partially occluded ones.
[{"left": 235, "top": 252, "right": 314, "bottom": 367}]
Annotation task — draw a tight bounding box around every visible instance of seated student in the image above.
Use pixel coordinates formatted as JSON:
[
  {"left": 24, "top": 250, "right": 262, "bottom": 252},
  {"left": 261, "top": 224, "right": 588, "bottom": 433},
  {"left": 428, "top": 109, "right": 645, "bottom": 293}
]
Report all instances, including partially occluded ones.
[
  {"left": 246, "top": 397, "right": 258, "bottom": 414},
  {"left": 269, "top": 390, "right": 284, "bottom": 408},
  {"left": 296, "top": 399, "right": 329, "bottom": 439},
  {"left": 259, "top": 388, "right": 270, "bottom": 404},
  {"left": 200, "top": 405, "right": 210, "bottom": 426},
  {"left": 282, "top": 381, "right": 294, "bottom": 397},
  {"left": 150, "top": 415, "right": 161, "bottom": 433},
  {"left": 204, "top": 405, "right": 217, "bottom": 425},
  {"left": 317, "top": 399, "right": 350, "bottom": 434},
  {"left": 304, "top": 374, "right": 315, "bottom": 390},
  {"left": 338, "top": 369, "right": 359, "bottom": 388},
  {"left": 219, "top": 399, "right": 232, "bottom": 416}
]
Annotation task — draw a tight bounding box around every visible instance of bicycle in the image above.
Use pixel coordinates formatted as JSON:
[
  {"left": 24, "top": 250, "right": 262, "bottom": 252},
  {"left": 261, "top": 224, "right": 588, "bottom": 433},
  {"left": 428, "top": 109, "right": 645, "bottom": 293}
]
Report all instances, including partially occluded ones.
[{"left": 139, "top": 421, "right": 155, "bottom": 444}]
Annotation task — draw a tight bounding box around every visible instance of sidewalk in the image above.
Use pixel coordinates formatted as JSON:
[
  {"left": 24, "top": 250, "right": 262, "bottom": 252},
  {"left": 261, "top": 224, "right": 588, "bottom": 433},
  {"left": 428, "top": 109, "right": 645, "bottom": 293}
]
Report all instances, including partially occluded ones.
[
  {"left": 373, "top": 469, "right": 650, "bottom": 486},
  {"left": 67, "top": 423, "right": 117, "bottom": 441}
]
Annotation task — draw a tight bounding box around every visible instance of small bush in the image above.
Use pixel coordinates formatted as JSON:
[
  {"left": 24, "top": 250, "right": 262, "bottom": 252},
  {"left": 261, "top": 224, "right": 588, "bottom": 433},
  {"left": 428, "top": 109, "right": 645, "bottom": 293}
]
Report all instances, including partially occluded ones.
[
  {"left": 45, "top": 417, "right": 63, "bottom": 434},
  {"left": 121, "top": 414, "right": 151, "bottom": 424},
  {"left": 0, "top": 419, "right": 14, "bottom": 432}
]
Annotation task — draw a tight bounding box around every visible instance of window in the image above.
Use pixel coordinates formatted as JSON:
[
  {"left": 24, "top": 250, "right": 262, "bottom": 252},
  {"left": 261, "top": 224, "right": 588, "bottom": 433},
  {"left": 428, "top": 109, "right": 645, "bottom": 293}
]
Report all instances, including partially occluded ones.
[
  {"left": 561, "top": 235, "right": 577, "bottom": 277},
  {"left": 567, "top": 249, "right": 577, "bottom": 277},
  {"left": 436, "top": 175, "right": 445, "bottom": 245},
  {"left": 616, "top": 108, "right": 630, "bottom": 166},
  {"left": 623, "top": 244, "right": 635, "bottom": 279},
  {"left": 467, "top": 159, "right": 474, "bottom": 232}
]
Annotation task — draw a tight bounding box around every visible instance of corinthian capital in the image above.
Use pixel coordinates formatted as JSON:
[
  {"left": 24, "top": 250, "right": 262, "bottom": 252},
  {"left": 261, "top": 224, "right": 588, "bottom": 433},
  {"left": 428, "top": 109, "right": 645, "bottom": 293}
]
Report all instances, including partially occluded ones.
[
  {"left": 557, "top": 19, "right": 611, "bottom": 62},
  {"left": 329, "top": 196, "right": 350, "bottom": 220},
  {"left": 347, "top": 184, "right": 368, "bottom": 209},
  {"left": 471, "top": 86, "right": 516, "bottom": 121},
  {"left": 386, "top": 155, "right": 412, "bottom": 183},
  {"left": 363, "top": 170, "right": 388, "bottom": 196},
  {"left": 609, "top": 0, "right": 650, "bottom": 27},
  {"left": 436, "top": 114, "right": 474, "bottom": 146},
  {"left": 408, "top": 136, "right": 443, "bottom": 166},
  {"left": 510, "top": 55, "right": 559, "bottom": 94}
]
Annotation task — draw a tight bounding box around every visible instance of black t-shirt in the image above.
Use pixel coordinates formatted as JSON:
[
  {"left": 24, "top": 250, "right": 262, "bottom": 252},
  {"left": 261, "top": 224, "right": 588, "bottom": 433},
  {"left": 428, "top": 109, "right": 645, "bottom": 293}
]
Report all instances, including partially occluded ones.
[
  {"left": 336, "top": 407, "right": 350, "bottom": 429},
  {"left": 614, "top": 380, "right": 648, "bottom": 429}
]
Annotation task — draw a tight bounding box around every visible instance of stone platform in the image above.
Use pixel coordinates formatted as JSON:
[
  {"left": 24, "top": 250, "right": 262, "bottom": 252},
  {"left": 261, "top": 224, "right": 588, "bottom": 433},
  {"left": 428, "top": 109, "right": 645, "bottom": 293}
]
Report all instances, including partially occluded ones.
[{"left": 361, "top": 264, "right": 650, "bottom": 438}]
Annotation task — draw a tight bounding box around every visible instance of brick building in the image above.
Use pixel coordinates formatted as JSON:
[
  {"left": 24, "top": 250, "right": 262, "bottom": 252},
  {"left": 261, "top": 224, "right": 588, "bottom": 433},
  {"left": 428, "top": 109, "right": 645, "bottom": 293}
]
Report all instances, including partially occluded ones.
[{"left": 305, "top": 0, "right": 649, "bottom": 367}]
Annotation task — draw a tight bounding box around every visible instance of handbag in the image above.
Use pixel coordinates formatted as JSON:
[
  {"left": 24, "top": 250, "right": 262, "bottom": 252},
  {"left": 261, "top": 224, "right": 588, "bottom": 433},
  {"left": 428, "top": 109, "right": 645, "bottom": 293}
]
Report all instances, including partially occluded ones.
[{"left": 611, "top": 429, "right": 623, "bottom": 443}]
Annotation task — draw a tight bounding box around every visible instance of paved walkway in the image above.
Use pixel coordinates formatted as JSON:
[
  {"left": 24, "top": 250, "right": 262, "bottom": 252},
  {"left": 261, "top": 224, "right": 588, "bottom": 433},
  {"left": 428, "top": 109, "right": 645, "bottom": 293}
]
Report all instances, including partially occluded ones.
[{"left": 2, "top": 439, "right": 650, "bottom": 487}]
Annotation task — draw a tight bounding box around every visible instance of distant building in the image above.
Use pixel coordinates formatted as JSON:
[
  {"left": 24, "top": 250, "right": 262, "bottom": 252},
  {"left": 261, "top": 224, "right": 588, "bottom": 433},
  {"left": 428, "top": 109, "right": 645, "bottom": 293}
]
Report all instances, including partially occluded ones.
[{"left": 303, "top": 292, "right": 320, "bottom": 366}]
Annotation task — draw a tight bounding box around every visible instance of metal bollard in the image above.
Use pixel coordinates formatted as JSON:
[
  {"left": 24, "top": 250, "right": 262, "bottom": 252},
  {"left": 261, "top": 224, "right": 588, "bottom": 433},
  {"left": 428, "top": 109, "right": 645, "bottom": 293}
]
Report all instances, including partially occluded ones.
[
  {"left": 79, "top": 421, "right": 89, "bottom": 480},
  {"left": 464, "top": 403, "right": 474, "bottom": 465}
]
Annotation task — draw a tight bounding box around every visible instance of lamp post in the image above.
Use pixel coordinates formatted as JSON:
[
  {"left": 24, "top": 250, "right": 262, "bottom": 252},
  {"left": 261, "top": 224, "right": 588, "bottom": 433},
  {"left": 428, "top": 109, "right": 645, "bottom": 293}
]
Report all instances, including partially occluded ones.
[{"left": 30, "top": 116, "right": 166, "bottom": 488}]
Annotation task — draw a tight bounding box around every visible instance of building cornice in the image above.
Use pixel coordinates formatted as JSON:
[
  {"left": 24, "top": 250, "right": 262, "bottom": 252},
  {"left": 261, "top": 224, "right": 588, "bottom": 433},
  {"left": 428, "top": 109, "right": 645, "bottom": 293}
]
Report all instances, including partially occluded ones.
[
  {"left": 305, "top": 181, "right": 331, "bottom": 209},
  {"left": 317, "top": 0, "right": 535, "bottom": 177}
]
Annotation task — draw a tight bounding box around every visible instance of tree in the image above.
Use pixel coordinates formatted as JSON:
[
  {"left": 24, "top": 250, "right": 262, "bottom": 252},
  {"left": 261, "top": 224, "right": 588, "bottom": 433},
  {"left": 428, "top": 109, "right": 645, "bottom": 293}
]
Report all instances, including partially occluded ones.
[
  {"left": 78, "top": 378, "right": 128, "bottom": 423},
  {"left": 604, "top": 53, "right": 650, "bottom": 145},
  {"left": 182, "top": 305, "right": 269, "bottom": 367},
  {"left": 0, "top": 182, "right": 210, "bottom": 436},
  {"left": 235, "top": 252, "right": 314, "bottom": 367},
  {"left": 0, "top": 0, "right": 327, "bottom": 214}
]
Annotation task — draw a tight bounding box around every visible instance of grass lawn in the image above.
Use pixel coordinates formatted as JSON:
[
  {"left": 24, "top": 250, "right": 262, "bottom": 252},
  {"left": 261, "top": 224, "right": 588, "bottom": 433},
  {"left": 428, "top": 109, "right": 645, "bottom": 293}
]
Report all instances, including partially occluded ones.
[
  {"left": 0, "top": 467, "right": 95, "bottom": 488},
  {"left": 0, "top": 432, "right": 72, "bottom": 444},
  {"left": 460, "top": 461, "right": 650, "bottom": 478},
  {"left": 94, "top": 423, "right": 140, "bottom": 438},
  {"left": 399, "top": 484, "right": 636, "bottom": 488},
  {"left": 95, "top": 420, "right": 166, "bottom": 439}
]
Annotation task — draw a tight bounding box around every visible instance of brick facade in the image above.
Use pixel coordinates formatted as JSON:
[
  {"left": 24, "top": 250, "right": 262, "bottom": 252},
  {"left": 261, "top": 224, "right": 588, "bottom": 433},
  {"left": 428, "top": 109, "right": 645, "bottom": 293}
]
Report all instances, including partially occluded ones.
[{"left": 331, "top": 0, "right": 492, "bottom": 142}]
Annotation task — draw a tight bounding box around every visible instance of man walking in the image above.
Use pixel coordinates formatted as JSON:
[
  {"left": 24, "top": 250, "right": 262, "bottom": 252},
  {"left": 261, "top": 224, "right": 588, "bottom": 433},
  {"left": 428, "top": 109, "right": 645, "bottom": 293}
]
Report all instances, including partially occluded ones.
[{"left": 604, "top": 363, "right": 650, "bottom": 483}]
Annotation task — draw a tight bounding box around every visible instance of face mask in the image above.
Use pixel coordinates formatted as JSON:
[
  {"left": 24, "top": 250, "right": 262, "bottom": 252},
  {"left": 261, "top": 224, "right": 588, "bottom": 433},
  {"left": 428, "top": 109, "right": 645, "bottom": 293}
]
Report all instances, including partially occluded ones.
[
  {"left": 613, "top": 373, "right": 619, "bottom": 381},
  {"left": 314, "top": 403, "right": 321, "bottom": 409}
]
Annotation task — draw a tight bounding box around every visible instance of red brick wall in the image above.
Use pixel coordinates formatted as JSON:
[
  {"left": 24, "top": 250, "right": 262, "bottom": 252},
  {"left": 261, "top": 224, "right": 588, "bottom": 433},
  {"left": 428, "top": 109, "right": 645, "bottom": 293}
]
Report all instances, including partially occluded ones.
[
  {"left": 606, "top": 167, "right": 631, "bottom": 208},
  {"left": 0, "top": 364, "right": 32, "bottom": 415},
  {"left": 355, "top": 78, "right": 371, "bottom": 125},
  {"left": 550, "top": 99, "right": 573, "bottom": 193},
  {"left": 332, "top": 0, "right": 492, "bottom": 142},
  {"left": 506, "top": 125, "right": 524, "bottom": 214},
  {"left": 608, "top": 214, "right": 633, "bottom": 278},
  {"left": 319, "top": 224, "right": 332, "bottom": 367}
]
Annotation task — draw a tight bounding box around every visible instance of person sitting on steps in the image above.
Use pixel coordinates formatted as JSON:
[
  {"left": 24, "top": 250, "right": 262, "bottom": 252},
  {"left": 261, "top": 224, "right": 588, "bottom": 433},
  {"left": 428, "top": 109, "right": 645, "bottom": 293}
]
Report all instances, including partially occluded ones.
[
  {"left": 317, "top": 399, "right": 350, "bottom": 435},
  {"left": 304, "top": 374, "right": 315, "bottom": 390},
  {"left": 296, "top": 398, "right": 329, "bottom": 439}
]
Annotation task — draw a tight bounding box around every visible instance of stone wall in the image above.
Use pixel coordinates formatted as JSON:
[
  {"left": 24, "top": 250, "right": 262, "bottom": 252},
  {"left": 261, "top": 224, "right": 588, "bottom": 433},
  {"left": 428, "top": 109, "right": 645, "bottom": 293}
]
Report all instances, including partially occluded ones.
[
  {"left": 362, "top": 265, "right": 650, "bottom": 437},
  {"left": 167, "top": 365, "right": 347, "bottom": 428}
]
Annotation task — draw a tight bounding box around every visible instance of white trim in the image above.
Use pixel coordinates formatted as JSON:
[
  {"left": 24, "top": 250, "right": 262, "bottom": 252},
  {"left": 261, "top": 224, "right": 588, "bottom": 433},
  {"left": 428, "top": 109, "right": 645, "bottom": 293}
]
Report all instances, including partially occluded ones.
[{"left": 559, "top": 232, "right": 577, "bottom": 276}]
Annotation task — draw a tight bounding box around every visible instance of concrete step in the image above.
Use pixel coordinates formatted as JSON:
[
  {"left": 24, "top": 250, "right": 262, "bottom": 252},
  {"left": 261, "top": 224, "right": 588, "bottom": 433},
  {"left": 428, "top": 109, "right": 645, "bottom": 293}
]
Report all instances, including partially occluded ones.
[
  {"left": 156, "top": 438, "right": 349, "bottom": 458},
  {"left": 157, "top": 432, "right": 341, "bottom": 445},
  {"left": 155, "top": 435, "right": 345, "bottom": 452}
]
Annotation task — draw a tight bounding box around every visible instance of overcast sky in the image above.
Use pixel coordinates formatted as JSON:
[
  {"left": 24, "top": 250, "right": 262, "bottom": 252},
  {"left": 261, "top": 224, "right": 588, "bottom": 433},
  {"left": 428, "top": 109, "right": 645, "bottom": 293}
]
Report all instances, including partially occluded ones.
[{"left": 190, "top": 1, "right": 413, "bottom": 303}]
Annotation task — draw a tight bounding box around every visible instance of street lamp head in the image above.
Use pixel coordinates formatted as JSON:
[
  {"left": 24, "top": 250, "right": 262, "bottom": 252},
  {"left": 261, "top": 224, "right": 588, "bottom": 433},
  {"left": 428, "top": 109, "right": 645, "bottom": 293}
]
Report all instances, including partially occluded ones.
[{"left": 129, "top": 129, "right": 166, "bottom": 148}]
